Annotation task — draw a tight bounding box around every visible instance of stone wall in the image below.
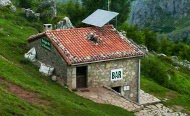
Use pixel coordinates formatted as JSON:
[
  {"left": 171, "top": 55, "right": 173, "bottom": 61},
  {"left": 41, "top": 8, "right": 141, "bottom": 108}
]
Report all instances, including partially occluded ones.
[
  {"left": 67, "top": 67, "right": 76, "bottom": 89},
  {"left": 88, "top": 58, "right": 139, "bottom": 102},
  {"left": 67, "top": 58, "right": 140, "bottom": 102},
  {"left": 29, "top": 36, "right": 68, "bottom": 85}
]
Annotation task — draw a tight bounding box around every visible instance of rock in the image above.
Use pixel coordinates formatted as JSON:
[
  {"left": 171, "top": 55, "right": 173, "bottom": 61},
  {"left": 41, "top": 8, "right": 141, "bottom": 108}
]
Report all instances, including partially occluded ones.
[
  {"left": 0, "top": 0, "right": 16, "bottom": 12},
  {"left": 171, "top": 56, "right": 178, "bottom": 60},
  {"left": 156, "top": 103, "right": 163, "bottom": 108},
  {"left": 0, "top": 0, "right": 11, "bottom": 6},
  {"left": 24, "top": 8, "right": 40, "bottom": 19},
  {"left": 128, "top": 0, "right": 190, "bottom": 28},
  {"left": 9, "top": 5, "right": 16, "bottom": 12},
  {"left": 157, "top": 53, "right": 167, "bottom": 57},
  {"left": 37, "top": 0, "right": 57, "bottom": 19},
  {"left": 52, "top": 75, "right": 57, "bottom": 81}
]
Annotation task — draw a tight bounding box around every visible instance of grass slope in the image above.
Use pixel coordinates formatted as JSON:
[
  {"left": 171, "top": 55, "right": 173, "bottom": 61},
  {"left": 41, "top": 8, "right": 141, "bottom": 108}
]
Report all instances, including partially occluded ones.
[
  {"left": 0, "top": 7, "right": 134, "bottom": 115},
  {"left": 141, "top": 55, "right": 190, "bottom": 114},
  {"left": 141, "top": 77, "right": 190, "bottom": 114}
]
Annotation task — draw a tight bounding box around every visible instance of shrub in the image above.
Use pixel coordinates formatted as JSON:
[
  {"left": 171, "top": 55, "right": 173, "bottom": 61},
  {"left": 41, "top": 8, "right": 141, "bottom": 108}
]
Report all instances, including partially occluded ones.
[
  {"left": 119, "top": 23, "right": 145, "bottom": 44},
  {"left": 141, "top": 56, "right": 168, "bottom": 85},
  {"left": 144, "top": 29, "right": 159, "bottom": 52},
  {"left": 142, "top": 55, "right": 190, "bottom": 96}
]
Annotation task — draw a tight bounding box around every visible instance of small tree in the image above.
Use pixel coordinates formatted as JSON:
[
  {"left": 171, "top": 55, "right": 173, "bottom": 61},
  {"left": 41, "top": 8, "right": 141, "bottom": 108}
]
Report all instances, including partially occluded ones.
[
  {"left": 144, "top": 29, "right": 159, "bottom": 52},
  {"left": 17, "top": 0, "right": 41, "bottom": 9},
  {"left": 120, "top": 23, "right": 145, "bottom": 44},
  {"left": 159, "top": 37, "right": 173, "bottom": 55}
]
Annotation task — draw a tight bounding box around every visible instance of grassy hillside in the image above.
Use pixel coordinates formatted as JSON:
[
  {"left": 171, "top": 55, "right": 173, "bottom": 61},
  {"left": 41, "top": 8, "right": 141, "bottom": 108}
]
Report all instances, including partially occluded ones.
[
  {"left": 141, "top": 55, "right": 190, "bottom": 114},
  {"left": 0, "top": 7, "right": 134, "bottom": 115},
  {"left": 1, "top": 3, "right": 190, "bottom": 115}
]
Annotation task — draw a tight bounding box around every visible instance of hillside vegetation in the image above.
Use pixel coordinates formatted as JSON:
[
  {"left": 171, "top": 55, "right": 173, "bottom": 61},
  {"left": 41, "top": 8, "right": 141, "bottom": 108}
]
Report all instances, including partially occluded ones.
[
  {"left": 1, "top": 0, "right": 190, "bottom": 115},
  {"left": 0, "top": 6, "right": 134, "bottom": 115},
  {"left": 141, "top": 55, "right": 190, "bottom": 114}
]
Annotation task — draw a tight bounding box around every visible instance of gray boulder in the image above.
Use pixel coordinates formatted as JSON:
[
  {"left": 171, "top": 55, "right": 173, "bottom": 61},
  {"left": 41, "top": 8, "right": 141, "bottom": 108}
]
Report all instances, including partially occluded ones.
[
  {"left": 0, "top": 0, "right": 16, "bottom": 12},
  {"left": 0, "top": 0, "right": 11, "bottom": 6}
]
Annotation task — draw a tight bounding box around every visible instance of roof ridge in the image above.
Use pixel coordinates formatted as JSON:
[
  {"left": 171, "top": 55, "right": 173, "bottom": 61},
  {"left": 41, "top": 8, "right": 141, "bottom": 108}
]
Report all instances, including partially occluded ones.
[{"left": 46, "top": 25, "right": 114, "bottom": 33}]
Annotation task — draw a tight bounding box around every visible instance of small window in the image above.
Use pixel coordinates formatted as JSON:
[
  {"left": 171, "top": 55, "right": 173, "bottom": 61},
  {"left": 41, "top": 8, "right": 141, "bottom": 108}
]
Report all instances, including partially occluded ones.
[{"left": 111, "top": 86, "right": 121, "bottom": 93}]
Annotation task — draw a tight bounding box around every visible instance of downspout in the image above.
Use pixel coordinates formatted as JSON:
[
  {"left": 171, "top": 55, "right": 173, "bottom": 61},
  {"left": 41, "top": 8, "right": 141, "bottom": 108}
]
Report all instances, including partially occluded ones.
[{"left": 137, "top": 59, "right": 141, "bottom": 104}]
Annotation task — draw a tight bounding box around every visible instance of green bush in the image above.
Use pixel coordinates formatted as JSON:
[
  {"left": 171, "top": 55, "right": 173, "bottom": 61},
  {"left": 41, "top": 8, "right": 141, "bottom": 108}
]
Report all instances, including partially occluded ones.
[
  {"left": 141, "top": 56, "right": 168, "bottom": 85},
  {"left": 16, "top": 0, "right": 42, "bottom": 9},
  {"left": 144, "top": 29, "right": 159, "bottom": 52},
  {"left": 119, "top": 23, "right": 145, "bottom": 44}
]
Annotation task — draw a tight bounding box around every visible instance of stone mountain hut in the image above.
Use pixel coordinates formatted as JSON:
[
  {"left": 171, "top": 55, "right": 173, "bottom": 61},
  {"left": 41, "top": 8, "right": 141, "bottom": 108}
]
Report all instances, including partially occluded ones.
[{"left": 27, "top": 25, "right": 144, "bottom": 103}]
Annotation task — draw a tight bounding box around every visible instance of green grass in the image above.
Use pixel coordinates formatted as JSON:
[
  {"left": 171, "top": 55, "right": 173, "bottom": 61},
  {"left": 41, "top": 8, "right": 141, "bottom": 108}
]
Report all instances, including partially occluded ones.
[
  {"left": 141, "top": 55, "right": 190, "bottom": 114},
  {"left": 0, "top": 88, "right": 45, "bottom": 116},
  {"left": 0, "top": 7, "right": 134, "bottom": 115},
  {"left": 0, "top": 57, "right": 134, "bottom": 115},
  {"left": 142, "top": 55, "right": 190, "bottom": 95},
  {"left": 1, "top": 4, "right": 190, "bottom": 116},
  {"left": 141, "top": 77, "right": 190, "bottom": 114}
]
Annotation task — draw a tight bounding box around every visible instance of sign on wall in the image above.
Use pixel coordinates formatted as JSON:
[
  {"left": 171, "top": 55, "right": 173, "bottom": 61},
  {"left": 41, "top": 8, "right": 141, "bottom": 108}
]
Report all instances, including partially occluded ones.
[
  {"left": 41, "top": 37, "right": 51, "bottom": 51},
  {"left": 111, "top": 68, "right": 123, "bottom": 81}
]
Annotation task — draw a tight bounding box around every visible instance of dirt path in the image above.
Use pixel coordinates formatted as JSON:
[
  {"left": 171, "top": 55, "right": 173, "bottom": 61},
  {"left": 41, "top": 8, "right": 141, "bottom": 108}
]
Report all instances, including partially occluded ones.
[
  {"left": 0, "top": 54, "right": 13, "bottom": 64},
  {"left": 0, "top": 54, "right": 20, "bottom": 68},
  {"left": 0, "top": 77, "right": 50, "bottom": 106}
]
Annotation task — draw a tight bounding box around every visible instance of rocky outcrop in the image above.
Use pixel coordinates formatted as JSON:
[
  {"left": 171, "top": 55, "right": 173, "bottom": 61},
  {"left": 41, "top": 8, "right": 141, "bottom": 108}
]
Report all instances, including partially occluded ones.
[
  {"left": 0, "top": 0, "right": 11, "bottom": 6},
  {"left": 23, "top": 8, "right": 40, "bottom": 19},
  {"left": 22, "top": 0, "right": 56, "bottom": 20},
  {"left": 37, "top": 0, "right": 57, "bottom": 18},
  {"left": 0, "top": 0, "right": 16, "bottom": 12},
  {"left": 57, "top": 17, "right": 74, "bottom": 29},
  {"left": 128, "top": 0, "right": 190, "bottom": 28}
]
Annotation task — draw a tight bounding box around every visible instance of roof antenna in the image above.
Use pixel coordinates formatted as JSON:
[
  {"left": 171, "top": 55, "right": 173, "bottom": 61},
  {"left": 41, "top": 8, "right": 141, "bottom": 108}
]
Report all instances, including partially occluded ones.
[
  {"left": 108, "top": 0, "right": 111, "bottom": 11},
  {"left": 107, "top": 0, "right": 111, "bottom": 28},
  {"left": 107, "top": 0, "right": 117, "bottom": 28}
]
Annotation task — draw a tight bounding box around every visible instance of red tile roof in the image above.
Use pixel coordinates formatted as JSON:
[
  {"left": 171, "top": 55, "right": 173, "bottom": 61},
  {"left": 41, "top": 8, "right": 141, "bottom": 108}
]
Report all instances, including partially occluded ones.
[{"left": 28, "top": 25, "right": 144, "bottom": 65}]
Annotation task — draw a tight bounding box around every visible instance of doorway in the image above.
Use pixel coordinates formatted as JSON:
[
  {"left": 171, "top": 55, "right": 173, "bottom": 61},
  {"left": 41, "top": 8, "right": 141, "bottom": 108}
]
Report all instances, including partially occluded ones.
[{"left": 76, "top": 66, "right": 87, "bottom": 88}]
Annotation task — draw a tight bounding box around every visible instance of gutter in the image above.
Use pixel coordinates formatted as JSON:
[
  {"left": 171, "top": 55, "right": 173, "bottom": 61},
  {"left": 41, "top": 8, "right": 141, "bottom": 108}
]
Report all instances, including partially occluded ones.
[{"left": 71, "top": 55, "right": 144, "bottom": 66}]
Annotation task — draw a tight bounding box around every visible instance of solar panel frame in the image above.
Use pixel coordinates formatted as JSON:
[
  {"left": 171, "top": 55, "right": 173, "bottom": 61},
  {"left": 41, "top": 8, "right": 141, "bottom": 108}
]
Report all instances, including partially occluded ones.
[{"left": 82, "top": 9, "right": 119, "bottom": 27}]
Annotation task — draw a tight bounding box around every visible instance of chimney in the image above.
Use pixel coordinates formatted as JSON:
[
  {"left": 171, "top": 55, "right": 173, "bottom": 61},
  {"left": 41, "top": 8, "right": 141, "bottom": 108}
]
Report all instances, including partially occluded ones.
[{"left": 43, "top": 24, "right": 52, "bottom": 31}]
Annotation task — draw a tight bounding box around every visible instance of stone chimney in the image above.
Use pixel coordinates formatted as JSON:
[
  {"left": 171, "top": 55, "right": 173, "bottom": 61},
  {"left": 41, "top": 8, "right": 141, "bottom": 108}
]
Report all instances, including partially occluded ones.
[{"left": 43, "top": 24, "right": 52, "bottom": 31}]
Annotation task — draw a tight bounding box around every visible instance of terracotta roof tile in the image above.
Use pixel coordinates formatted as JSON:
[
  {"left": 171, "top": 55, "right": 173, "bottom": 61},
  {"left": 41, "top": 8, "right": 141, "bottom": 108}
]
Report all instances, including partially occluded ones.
[{"left": 28, "top": 25, "right": 144, "bottom": 65}]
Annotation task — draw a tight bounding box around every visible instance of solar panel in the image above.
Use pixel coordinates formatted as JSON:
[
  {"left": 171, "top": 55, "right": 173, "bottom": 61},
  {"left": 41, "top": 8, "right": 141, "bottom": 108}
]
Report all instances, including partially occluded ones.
[{"left": 82, "top": 9, "right": 119, "bottom": 27}]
